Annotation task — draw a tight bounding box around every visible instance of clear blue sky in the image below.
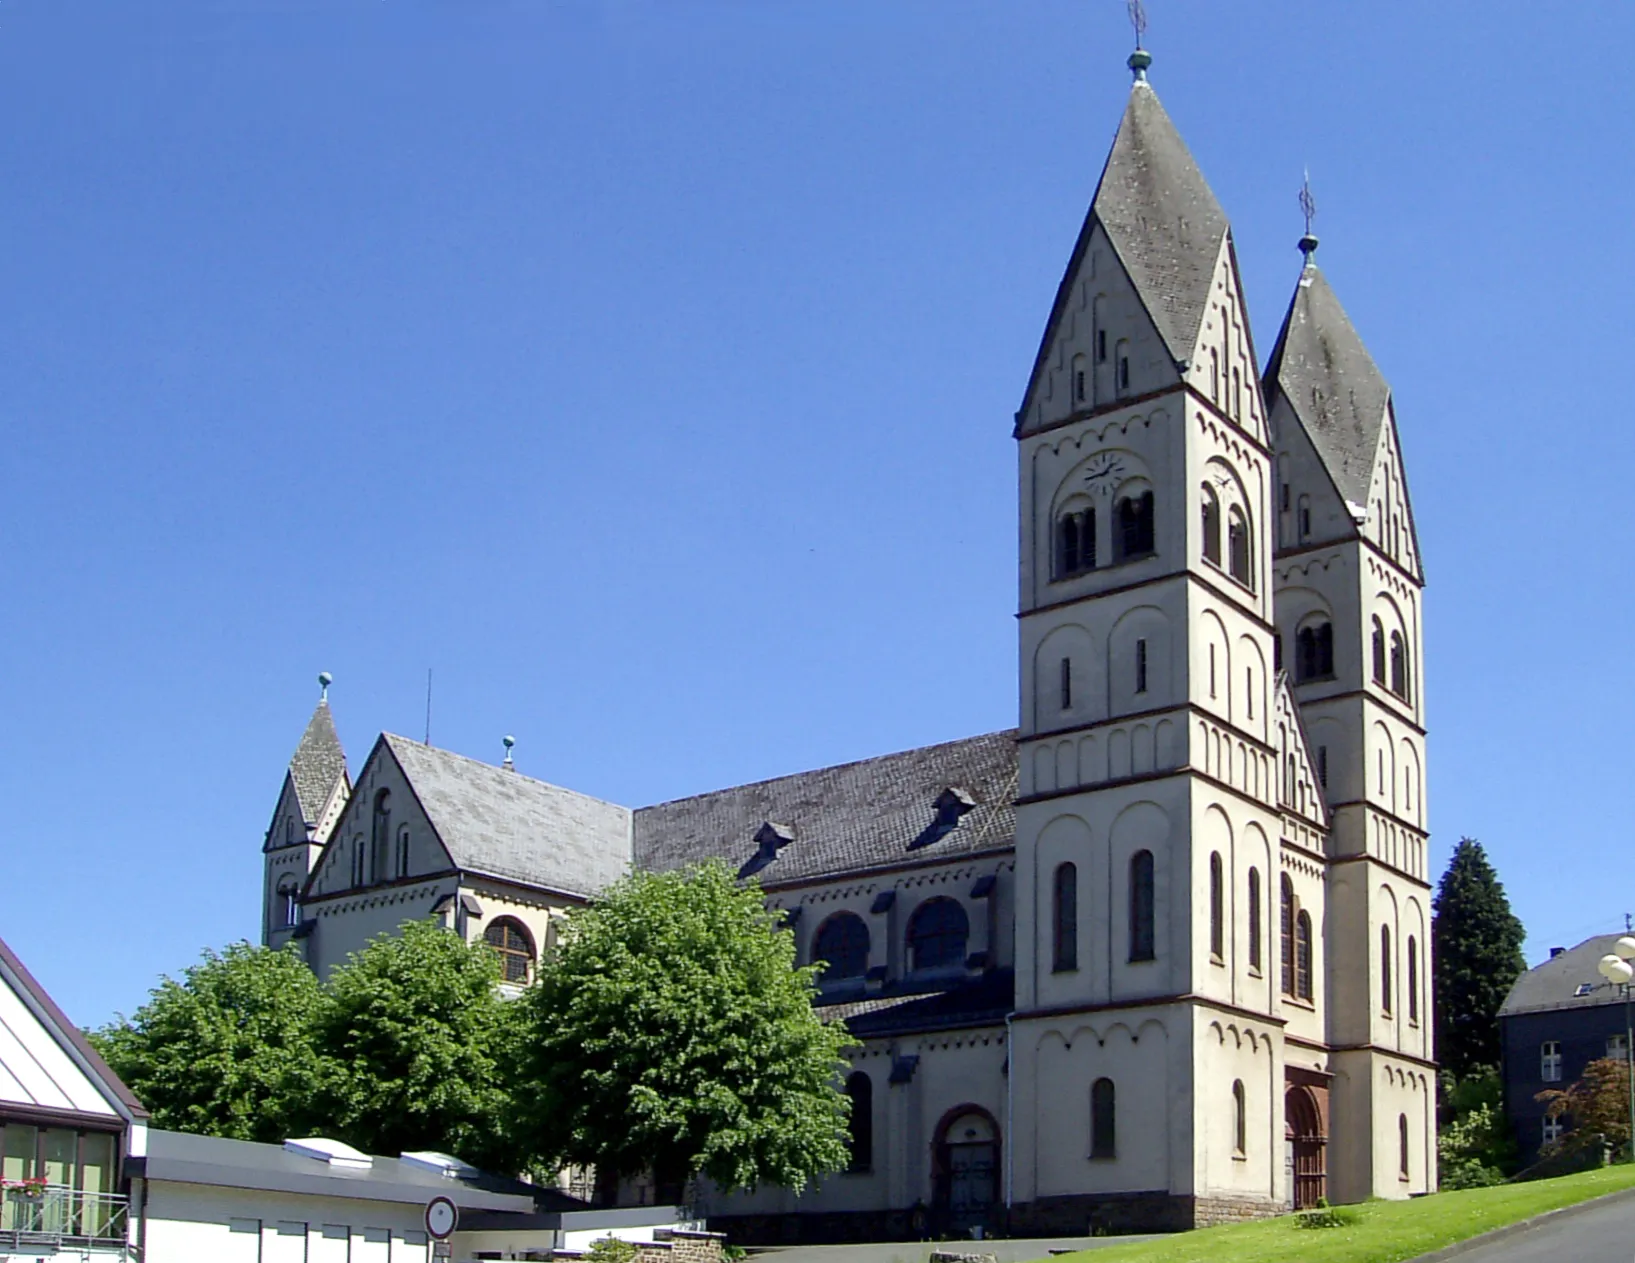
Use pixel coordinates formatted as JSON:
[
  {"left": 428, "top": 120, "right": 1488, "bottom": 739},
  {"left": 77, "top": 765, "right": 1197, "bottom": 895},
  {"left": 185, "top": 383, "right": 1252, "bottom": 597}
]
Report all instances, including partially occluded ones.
[{"left": 3, "top": 1, "right": 1629, "bottom": 1028}]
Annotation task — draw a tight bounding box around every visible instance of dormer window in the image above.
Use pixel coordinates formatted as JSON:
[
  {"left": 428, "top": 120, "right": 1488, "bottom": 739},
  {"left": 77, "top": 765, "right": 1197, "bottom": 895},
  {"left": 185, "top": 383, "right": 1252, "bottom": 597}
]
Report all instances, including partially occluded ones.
[
  {"left": 738, "top": 821, "right": 796, "bottom": 879},
  {"left": 911, "top": 787, "right": 977, "bottom": 851}
]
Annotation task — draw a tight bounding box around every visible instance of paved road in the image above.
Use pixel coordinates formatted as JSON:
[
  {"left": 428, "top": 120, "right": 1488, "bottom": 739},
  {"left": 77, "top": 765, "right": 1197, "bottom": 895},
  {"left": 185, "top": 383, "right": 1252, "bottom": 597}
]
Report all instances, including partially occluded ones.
[
  {"left": 748, "top": 1236, "right": 1157, "bottom": 1263},
  {"left": 1441, "top": 1192, "right": 1635, "bottom": 1262}
]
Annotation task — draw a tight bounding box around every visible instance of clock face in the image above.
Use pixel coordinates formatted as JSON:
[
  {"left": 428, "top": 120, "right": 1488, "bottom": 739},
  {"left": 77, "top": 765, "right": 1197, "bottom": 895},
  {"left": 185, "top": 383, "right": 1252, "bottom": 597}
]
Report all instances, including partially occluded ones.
[
  {"left": 1083, "top": 453, "right": 1126, "bottom": 494},
  {"left": 426, "top": 1196, "right": 458, "bottom": 1239}
]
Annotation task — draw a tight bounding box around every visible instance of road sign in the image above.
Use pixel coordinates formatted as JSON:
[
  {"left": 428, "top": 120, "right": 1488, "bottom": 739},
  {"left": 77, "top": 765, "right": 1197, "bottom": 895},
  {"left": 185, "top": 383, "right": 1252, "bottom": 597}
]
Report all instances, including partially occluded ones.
[{"left": 425, "top": 1195, "right": 459, "bottom": 1240}]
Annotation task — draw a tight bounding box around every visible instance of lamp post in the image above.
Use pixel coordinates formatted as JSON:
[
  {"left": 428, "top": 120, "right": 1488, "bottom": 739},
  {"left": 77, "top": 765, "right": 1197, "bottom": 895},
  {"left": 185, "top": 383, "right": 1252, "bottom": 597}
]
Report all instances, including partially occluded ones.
[{"left": 1595, "top": 936, "right": 1635, "bottom": 1161}]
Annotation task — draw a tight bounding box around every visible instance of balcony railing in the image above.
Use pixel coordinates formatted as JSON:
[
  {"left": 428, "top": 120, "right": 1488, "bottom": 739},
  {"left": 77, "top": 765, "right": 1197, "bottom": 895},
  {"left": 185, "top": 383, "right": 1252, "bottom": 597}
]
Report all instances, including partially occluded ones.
[{"left": 1, "top": 1184, "right": 130, "bottom": 1254}]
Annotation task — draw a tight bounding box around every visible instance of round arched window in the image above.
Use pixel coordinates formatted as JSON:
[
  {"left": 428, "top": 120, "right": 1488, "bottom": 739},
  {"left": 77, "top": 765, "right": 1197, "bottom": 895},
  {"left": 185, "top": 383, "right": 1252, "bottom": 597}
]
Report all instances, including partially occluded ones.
[
  {"left": 907, "top": 898, "right": 969, "bottom": 972},
  {"left": 814, "top": 913, "right": 870, "bottom": 981},
  {"left": 484, "top": 918, "right": 536, "bottom": 985}
]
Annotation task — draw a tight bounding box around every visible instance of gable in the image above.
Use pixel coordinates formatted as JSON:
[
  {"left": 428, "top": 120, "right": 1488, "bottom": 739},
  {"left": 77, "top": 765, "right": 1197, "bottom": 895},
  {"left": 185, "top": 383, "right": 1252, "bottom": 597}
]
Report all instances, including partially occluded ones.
[
  {"left": 1361, "top": 409, "right": 1424, "bottom": 580},
  {"left": 0, "top": 937, "right": 144, "bottom": 1121},
  {"left": 1268, "top": 392, "right": 1356, "bottom": 551},
  {"left": 1184, "top": 237, "right": 1268, "bottom": 446},
  {"left": 305, "top": 736, "right": 455, "bottom": 898},
  {"left": 1272, "top": 675, "right": 1327, "bottom": 830}
]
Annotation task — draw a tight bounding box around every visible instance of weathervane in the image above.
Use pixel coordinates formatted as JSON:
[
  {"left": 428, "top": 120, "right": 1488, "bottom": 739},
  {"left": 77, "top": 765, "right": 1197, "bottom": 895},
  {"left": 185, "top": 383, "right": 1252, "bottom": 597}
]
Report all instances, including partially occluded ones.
[
  {"left": 1298, "top": 170, "right": 1319, "bottom": 261},
  {"left": 1127, "top": 0, "right": 1152, "bottom": 80}
]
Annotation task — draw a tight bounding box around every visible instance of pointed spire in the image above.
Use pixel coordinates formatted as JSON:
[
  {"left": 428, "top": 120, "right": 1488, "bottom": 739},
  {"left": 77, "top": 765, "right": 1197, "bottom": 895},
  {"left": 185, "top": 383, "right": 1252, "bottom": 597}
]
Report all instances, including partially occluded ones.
[
  {"left": 1264, "top": 246, "right": 1392, "bottom": 506},
  {"left": 289, "top": 676, "right": 348, "bottom": 824}
]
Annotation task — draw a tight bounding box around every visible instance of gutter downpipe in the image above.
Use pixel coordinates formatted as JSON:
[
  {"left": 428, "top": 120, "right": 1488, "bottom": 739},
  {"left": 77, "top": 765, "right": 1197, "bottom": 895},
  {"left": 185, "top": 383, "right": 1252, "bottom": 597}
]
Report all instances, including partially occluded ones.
[{"left": 1004, "top": 1011, "right": 1015, "bottom": 1217}]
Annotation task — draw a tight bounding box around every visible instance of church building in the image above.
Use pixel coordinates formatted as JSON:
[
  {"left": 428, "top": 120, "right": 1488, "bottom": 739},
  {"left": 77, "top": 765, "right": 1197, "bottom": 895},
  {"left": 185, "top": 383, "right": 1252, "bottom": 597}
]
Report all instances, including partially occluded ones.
[{"left": 258, "top": 43, "right": 1434, "bottom": 1238}]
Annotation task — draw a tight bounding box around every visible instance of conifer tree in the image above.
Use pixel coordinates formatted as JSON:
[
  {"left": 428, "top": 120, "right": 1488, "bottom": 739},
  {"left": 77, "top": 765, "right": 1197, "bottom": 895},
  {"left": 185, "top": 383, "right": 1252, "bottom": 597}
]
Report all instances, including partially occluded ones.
[{"left": 1433, "top": 837, "right": 1527, "bottom": 1080}]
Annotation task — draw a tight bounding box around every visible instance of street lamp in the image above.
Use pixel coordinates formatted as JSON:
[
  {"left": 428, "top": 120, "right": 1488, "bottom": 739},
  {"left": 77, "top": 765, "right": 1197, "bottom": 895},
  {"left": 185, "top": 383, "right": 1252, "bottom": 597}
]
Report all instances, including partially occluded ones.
[{"left": 1595, "top": 936, "right": 1635, "bottom": 1160}]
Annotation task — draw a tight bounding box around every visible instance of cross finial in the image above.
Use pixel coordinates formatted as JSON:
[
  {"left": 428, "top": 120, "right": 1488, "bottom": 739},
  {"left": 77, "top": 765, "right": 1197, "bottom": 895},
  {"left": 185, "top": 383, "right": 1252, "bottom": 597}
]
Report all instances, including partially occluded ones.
[
  {"left": 318, "top": 671, "right": 333, "bottom": 702},
  {"left": 1126, "top": 0, "right": 1152, "bottom": 79},
  {"left": 1297, "top": 170, "right": 1319, "bottom": 262}
]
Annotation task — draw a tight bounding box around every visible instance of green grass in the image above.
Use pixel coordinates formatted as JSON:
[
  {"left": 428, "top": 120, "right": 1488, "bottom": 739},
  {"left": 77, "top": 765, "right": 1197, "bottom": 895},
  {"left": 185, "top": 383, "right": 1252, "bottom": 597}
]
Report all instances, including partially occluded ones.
[{"left": 1053, "top": 1165, "right": 1635, "bottom": 1263}]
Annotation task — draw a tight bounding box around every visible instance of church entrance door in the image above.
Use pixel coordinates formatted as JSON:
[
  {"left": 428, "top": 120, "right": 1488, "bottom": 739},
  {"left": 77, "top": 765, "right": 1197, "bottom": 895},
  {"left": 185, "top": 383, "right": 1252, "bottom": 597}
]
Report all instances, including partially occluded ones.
[
  {"left": 1285, "top": 1086, "right": 1326, "bottom": 1209},
  {"left": 934, "top": 1109, "right": 999, "bottom": 1235}
]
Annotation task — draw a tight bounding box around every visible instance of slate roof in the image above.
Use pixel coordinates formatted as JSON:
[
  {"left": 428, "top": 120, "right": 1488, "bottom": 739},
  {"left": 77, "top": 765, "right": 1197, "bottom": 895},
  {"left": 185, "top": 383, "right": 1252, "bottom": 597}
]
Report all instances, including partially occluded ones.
[
  {"left": 139, "top": 1129, "right": 576, "bottom": 1212},
  {"left": 290, "top": 699, "right": 348, "bottom": 824},
  {"left": 383, "top": 734, "right": 632, "bottom": 897},
  {"left": 633, "top": 731, "right": 1018, "bottom": 885},
  {"left": 1500, "top": 935, "right": 1632, "bottom": 1018},
  {"left": 1264, "top": 262, "right": 1392, "bottom": 506},
  {"left": 823, "top": 970, "right": 1015, "bottom": 1040},
  {"left": 1092, "top": 80, "right": 1229, "bottom": 363}
]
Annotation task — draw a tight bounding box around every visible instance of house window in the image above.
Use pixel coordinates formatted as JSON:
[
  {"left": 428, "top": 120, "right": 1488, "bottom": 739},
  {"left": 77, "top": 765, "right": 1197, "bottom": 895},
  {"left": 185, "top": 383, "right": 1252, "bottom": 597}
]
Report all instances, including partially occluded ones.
[
  {"left": 814, "top": 913, "right": 870, "bottom": 981},
  {"left": 1090, "top": 1078, "right": 1116, "bottom": 1158},
  {"left": 1233, "top": 1081, "right": 1247, "bottom": 1156},
  {"left": 1113, "top": 491, "right": 1155, "bottom": 562},
  {"left": 0, "top": 1124, "right": 119, "bottom": 1232},
  {"left": 1371, "top": 617, "right": 1387, "bottom": 684},
  {"left": 1542, "top": 1115, "right": 1564, "bottom": 1146},
  {"left": 1135, "top": 638, "right": 1148, "bottom": 694},
  {"left": 1201, "top": 485, "right": 1222, "bottom": 565},
  {"left": 484, "top": 918, "right": 536, "bottom": 985},
  {"left": 1227, "top": 508, "right": 1252, "bottom": 586},
  {"left": 1060, "top": 657, "right": 1073, "bottom": 710},
  {"left": 1053, "top": 862, "right": 1078, "bottom": 973},
  {"left": 1541, "top": 1041, "right": 1562, "bottom": 1083},
  {"left": 1381, "top": 925, "right": 1394, "bottom": 1015},
  {"left": 1247, "top": 867, "right": 1262, "bottom": 972},
  {"left": 1390, "top": 631, "right": 1410, "bottom": 700},
  {"left": 1056, "top": 508, "right": 1096, "bottom": 578},
  {"left": 1280, "top": 875, "right": 1295, "bottom": 995},
  {"left": 907, "top": 898, "right": 969, "bottom": 972},
  {"left": 1295, "top": 621, "right": 1334, "bottom": 682},
  {"left": 1129, "top": 850, "right": 1155, "bottom": 962},
  {"left": 845, "top": 1072, "right": 873, "bottom": 1173},
  {"left": 1610, "top": 1033, "right": 1630, "bottom": 1061},
  {"left": 1407, "top": 936, "right": 1419, "bottom": 1025},
  {"left": 1209, "top": 852, "right": 1224, "bottom": 962},
  {"left": 1296, "top": 911, "right": 1314, "bottom": 1001},
  {"left": 1399, "top": 1114, "right": 1410, "bottom": 1179}
]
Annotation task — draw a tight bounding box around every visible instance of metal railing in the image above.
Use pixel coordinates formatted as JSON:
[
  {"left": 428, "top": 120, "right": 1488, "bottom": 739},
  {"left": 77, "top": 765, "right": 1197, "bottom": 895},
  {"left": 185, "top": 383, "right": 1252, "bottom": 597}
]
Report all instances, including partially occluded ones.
[{"left": 1, "top": 1184, "right": 130, "bottom": 1254}]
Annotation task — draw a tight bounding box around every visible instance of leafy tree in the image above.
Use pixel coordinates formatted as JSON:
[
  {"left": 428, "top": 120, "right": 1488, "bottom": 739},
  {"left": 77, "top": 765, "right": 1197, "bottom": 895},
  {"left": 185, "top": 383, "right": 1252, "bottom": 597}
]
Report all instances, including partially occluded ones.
[
  {"left": 1437, "top": 1068, "right": 1516, "bottom": 1187},
  {"left": 312, "top": 920, "right": 522, "bottom": 1171},
  {"left": 1537, "top": 1057, "right": 1632, "bottom": 1155},
  {"left": 90, "top": 943, "right": 323, "bottom": 1143},
  {"left": 1432, "top": 838, "right": 1526, "bottom": 1081},
  {"left": 515, "top": 861, "right": 853, "bottom": 1194}
]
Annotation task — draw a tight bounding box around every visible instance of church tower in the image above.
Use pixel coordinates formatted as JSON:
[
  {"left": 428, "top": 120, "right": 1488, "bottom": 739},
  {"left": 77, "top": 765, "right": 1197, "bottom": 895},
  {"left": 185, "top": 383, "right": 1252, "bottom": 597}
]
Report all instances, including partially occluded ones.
[
  {"left": 1264, "top": 233, "right": 1435, "bottom": 1200},
  {"left": 261, "top": 674, "right": 351, "bottom": 950},
  {"left": 1007, "top": 45, "right": 1319, "bottom": 1227}
]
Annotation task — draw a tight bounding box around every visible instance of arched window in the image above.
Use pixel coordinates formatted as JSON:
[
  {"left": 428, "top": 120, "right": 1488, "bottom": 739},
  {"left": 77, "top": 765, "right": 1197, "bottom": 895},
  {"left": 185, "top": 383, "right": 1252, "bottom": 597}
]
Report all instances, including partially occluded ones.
[
  {"left": 1247, "top": 868, "right": 1262, "bottom": 972},
  {"left": 276, "top": 875, "right": 300, "bottom": 929},
  {"left": 907, "top": 898, "right": 969, "bottom": 972},
  {"left": 845, "top": 1071, "right": 873, "bottom": 1173},
  {"left": 1072, "top": 353, "right": 1087, "bottom": 406},
  {"left": 814, "top": 913, "right": 870, "bottom": 981},
  {"left": 1232, "top": 1080, "right": 1247, "bottom": 1156},
  {"left": 1371, "top": 617, "right": 1387, "bottom": 684},
  {"left": 1398, "top": 1114, "right": 1410, "bottom": 1178},
  {"left": 1210, "top": 348, "right": 1220, "bottom": 402},
  {"left": 485, "top": 918, "right": 536, "bottom": 985},
  {"left": 1297, "top": 494, "right": 1311, "bottom": 540},
  {"left": 1056, "top": 507, "right": 1096, "bottom": 579},
  {"left": 1209, "top": 852, "right": 1224, "bottom": 961},
  {"left": 396, "top": 825, "right": 411, "bottom": 878},
  {"left": 350, "top": 835, "right": 365, "bottom": 888},
  {"left": 284, "top": 816, "right": 294, "bottom": 846},
  {"left": 1407, "top": 935, "right": 1420, "bottom": 1025},
  {"left": 1227, "top": 507, "right": 1252, "bottom": 587},
  {"left": 370, "top": 790, "right": 391, "bottom": 886},
  {"left": 1390, "top": 631, "right": 1409, "bottom": 700},
  {"left": 1113, "top": 491, "right": 1155, "bottom": 563},
  {"left": 1090, "top": 1078, "right": 1116, "bottom": 1159},
  {"left": 1280, "top": 875, "right": 1295, "bottom": 996},
  {"left": 1295, "top": 622, "right": 1334, "bottom": 683},
  {"left": 1052, "top": 862, "right": 1078, "bottom": 973},
  {"left": 1201, "top": 485, "right": 1222, "bottom": 565},
  {"left": 1129, "top": 850, "right": 1155, "bottom": 962},
  {"left": 1116, "top": 339, "right": 1131, "bottom": 394},
  {"left": 1296, "top": 911, "right": 1314, "bottom": 1001},
  {"left": 1381, "top": 924, "right": 1394, "bottom": 1015}
]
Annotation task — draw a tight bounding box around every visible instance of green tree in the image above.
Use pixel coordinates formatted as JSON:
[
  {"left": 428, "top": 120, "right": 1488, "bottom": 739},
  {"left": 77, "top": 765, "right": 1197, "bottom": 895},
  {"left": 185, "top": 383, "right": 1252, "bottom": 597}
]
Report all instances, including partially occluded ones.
[
  {"left": 1537, "top": 1056, "right": 1631, "bottom": 1155},
  {"left": 1433, "top": 837, "right": 1527, "bottom": 1081},
  {"left": 312, "top": 920, "right": 522, "bottom": 1171},
  {"left": 89, "top": 943, "right": 323, "bottom": 1143},
  {"left": 516, "top": 861, "right": 853, "bottom": 1194},
  {"left": 1436, "top": 1068, "right": 1517, "bottom": 1187}
]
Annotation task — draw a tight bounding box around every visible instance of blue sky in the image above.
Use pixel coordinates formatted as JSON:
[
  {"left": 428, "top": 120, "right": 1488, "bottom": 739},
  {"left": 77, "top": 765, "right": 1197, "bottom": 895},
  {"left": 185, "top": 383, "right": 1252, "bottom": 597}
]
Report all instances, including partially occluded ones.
[{"left": 2, "top": 1, "right": 1629, "bottom": 1027}]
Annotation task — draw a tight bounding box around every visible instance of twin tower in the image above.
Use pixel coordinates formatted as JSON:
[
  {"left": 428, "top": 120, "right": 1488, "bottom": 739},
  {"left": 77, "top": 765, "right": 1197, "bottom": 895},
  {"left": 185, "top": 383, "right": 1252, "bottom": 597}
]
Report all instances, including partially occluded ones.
[{"left": 1005, "top": 49, "right": 1432, "bottom": 1216}]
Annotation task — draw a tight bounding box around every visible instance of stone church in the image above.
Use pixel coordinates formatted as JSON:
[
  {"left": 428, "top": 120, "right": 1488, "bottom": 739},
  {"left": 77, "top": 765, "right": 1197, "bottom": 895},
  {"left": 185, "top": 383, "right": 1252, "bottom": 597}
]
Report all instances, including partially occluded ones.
[{"left": 258, "top": 45, "right": 1434, "bottom": 1238}]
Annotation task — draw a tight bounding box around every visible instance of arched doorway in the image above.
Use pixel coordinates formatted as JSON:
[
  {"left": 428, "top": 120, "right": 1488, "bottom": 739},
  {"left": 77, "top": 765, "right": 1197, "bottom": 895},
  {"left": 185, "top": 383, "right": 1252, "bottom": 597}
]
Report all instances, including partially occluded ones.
[
  {"left": 933, "top": 1107, "right": 999, "bottom": 1235},
  {"left": 1285, "top": 1086, "right": 1326, "bottom": 1209}
]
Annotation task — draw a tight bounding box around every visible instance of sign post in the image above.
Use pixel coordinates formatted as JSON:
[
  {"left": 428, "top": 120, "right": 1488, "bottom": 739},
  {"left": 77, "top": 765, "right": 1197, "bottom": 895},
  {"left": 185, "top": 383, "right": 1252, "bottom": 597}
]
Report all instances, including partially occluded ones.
[{"left": 426, "top": 1195, "right": 458, "bottom": 1258}]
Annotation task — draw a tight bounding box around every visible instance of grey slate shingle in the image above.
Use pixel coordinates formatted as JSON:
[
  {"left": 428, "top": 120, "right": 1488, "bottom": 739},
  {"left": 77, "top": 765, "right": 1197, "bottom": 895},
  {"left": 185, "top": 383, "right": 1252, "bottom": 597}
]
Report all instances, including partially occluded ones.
[
  {"left": 1264, "top": 263, "right": 1392, "bottom": 506},
  {"left": 289, "top": 700, "right": 348, "bottom": 824},
  {"left": 633, "top": 731, "right": 1017, "bottom": 885},
  {"left": 384, "top": 734, "right": 632, "bottom": 897},
  {"left": 1500, "top": 935, "right": 1631, "bottom": 1017}
]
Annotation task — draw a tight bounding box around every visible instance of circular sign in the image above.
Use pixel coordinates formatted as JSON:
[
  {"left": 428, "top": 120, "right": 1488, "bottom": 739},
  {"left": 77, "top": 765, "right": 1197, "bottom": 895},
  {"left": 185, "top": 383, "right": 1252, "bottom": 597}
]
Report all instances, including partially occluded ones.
[{"left": 425, "top": 1196, "right": 458, "bottom": 1240}]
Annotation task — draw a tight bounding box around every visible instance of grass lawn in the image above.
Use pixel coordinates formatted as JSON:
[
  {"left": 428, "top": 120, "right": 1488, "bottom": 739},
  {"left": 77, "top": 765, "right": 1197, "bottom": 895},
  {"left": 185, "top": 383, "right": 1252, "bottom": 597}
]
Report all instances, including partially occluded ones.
[{"left": 1053, "top": 1165, "right": 1635, "bottom": 1263}]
